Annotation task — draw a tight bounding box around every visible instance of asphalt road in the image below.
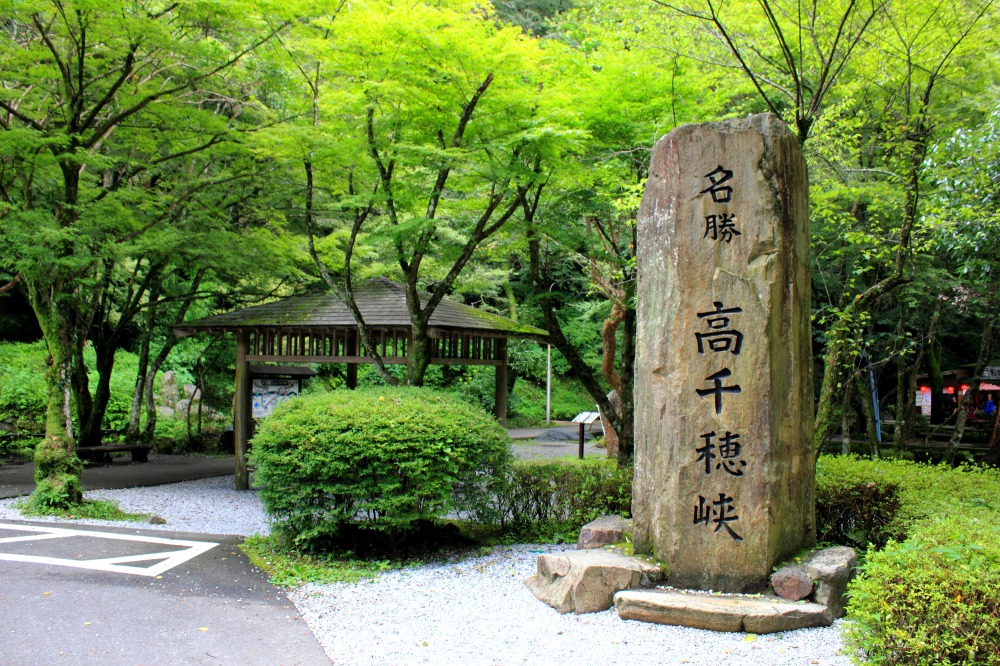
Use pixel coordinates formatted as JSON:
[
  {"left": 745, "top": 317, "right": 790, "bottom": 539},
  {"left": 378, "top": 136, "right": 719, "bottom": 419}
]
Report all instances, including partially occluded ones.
[{"left": 0, "top": 520, "right": 329, "bottom": 666}]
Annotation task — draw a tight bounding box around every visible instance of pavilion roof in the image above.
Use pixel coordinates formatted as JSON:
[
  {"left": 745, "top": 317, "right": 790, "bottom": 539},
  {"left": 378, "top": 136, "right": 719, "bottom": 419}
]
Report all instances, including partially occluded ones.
[{"left": 175, "top": 278, "right": 547, "bottom": 340}]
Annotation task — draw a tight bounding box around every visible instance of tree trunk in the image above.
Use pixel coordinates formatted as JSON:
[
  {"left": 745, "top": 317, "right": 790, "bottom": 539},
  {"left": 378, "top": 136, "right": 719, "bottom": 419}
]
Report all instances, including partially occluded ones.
[
  {"left": 406, "top": 318, "right": 432, "bottom": 387},
  {"left": 854, "top": 373, "right": 880, "bottom": 459},
  {"left": 945, "top": 321, "right": 995, "bottom": 464},
  {"left": 141, "top": 270, "right": 206, "bottom": 443},
  {"left": 893, "top": 301, "right": 941, "bottom": 453},
  {"left": 616, "top": 306, "right": 636, "bottom": 464},
  {"left": 814, "top": 333, "right": 845, "bottom": 455},
  {"left": 126, "top": 280, "right": 162, "bottom": 442},
  {"left": 76, "top": 340, "right": 116, "bottom": 448},
  {"left": 928, "top": 340, "right": 945, "bottom": 424},
  {"left": 29, "top": 295, "right": 83, "bottom": 506},
  {"left": 840, "top": 379, "right": 854, "bottom": 455}
]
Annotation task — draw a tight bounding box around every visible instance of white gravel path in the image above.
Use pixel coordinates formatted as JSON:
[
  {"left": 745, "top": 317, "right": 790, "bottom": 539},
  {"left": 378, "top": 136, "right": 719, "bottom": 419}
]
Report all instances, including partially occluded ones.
[
  {"left": 0, "top": 475, "right": 272, "bottom": 536},
  {"left": 0, "top": 476, "right": 851, "bottom": 665},
  {"left": 291, "top": 544, "right": 851, "bottom": 666}
]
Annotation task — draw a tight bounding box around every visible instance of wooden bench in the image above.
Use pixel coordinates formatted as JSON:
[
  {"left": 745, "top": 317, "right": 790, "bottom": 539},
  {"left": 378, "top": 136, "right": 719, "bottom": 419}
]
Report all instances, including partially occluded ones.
[{"left": 76, "top": 444, "right": 151, "bottom": 464}]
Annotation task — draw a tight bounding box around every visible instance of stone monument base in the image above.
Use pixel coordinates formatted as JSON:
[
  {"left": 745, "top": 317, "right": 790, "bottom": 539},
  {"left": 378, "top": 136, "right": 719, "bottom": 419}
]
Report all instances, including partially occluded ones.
[
  {"left": 525, "top": 519, "right": 855, "bottom": 634},
  {"left": 614, "top": 589, "right": 831, "bottom": 633}
]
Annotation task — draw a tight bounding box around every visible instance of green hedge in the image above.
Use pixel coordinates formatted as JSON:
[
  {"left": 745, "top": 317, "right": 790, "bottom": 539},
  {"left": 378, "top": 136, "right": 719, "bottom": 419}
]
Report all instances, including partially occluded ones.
[
  {"left": 477, "top": 458, "right": 632, "bottom": 540},
  {"left": 815, "top": 456, "right": 1000, "bottom": 665},
  {"left": 250, "top": 387, "right": 514, "bottom": 550},
  {"left": 845, "top": 515, "right": 1000, "bottom": 665}
]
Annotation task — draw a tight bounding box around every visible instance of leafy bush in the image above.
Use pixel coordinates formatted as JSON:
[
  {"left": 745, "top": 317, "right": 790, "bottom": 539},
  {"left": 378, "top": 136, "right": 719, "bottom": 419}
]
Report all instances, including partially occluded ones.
[
  {"left": 817, "top": 456, "right": 1000, "bottom": 664},
  {"left": 817, "top": 455, "right": 1000, "bottom": 540},
  {"left": 816, "top": 464, "right": 904, "bottom": 549},
  {"left": 845, "top": 516, "right": 1000, "bottom": 665},
  {"left": 250, "top": 387, "right": 514, "bottom": 550},
  {"left": 0, "top": 341, "right": 48, "bottom": 431},
  {"left": 479, "top": 458, "right": 633, "bottom": 540}
]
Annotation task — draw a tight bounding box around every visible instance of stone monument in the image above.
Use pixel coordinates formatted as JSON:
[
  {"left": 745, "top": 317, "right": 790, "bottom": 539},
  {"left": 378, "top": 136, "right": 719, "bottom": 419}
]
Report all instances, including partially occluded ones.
[{"left": 632, "top": 113, "right": 815, "bottom": 592}]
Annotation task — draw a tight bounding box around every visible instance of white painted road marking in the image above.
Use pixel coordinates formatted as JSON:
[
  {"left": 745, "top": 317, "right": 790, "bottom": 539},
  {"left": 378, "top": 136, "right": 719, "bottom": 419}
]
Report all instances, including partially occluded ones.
[{"left": 0, "top": 522, "right": 218, "bottom": 577}]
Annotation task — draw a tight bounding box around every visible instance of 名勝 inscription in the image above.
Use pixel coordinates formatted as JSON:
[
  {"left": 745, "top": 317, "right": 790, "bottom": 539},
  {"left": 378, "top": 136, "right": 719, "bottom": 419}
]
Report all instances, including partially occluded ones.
[{"left": 633, "top": 114, "right": 815, "bottom": 593}]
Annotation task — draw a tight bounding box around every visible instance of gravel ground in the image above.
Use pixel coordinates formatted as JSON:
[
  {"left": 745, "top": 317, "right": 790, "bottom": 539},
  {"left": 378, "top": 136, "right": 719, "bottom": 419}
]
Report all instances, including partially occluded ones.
[
  {"left": 0, "top": 477, "right": 851, "bottom": 665},
  {"left": 291, "top": 544, "right": 851, "bottom": 666},
  {"left": 0, "top": 475, "right": 272, "bottom": 536}
]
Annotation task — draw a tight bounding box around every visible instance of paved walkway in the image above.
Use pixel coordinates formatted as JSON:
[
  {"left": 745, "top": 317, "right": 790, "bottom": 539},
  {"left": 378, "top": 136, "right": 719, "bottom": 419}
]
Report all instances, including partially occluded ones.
[
  {"left": 0, "top": 520, "right": 328, "bottom": 666},
  {"left": 0, "top": 454, "right": 233, "bottom": 499}
]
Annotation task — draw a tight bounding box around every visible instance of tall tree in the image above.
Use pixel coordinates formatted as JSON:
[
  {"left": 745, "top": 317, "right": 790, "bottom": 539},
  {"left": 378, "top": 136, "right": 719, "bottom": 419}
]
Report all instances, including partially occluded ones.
[
  {"left": 0, "top": 0, "right": 287, "bottom": 506},
  {"left": 268, "top": 0, "right": 570, "bottom": 386}
]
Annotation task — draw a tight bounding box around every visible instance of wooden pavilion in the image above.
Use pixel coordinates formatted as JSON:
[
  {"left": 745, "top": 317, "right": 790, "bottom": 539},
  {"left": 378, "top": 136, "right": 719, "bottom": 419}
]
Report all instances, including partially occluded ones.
[{"left": 174, "top": 278, "right": 547, "bottom": 489}]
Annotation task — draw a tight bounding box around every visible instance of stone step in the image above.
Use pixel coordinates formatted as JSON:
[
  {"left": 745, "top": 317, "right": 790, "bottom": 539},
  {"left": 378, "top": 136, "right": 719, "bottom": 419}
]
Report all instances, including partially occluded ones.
[
  {"left": 525, "top": 550, "right": 664, "bottom": 614},
  {"left": 614, "top": 588, "right": 832, "bottom": 634}
]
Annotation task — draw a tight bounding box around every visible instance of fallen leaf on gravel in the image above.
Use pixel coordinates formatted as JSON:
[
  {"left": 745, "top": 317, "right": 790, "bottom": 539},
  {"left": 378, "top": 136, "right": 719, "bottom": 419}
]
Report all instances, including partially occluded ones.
[
  {"left": 198, "top": 628, "right": 209, "bottom": 632},
  {"left": 83, "top": 622, "right": 92, "bottom": 626},
  {"left": 42, "top": 592, "right": 51, "bottom": 596}
]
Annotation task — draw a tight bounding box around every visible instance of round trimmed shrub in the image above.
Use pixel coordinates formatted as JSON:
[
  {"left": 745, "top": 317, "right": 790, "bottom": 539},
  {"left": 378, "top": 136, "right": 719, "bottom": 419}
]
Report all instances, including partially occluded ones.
[{"left": 250, "top": 387, "right": 513, "bottom": 550}]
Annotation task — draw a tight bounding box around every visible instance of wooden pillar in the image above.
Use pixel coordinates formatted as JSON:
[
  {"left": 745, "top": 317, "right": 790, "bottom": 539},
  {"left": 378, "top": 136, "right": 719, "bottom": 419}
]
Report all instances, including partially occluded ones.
[
  {"left": 346, "top": 330, "right": 358, "bottom": 389},
  {"left": 233, "top": 330, "right": 252, "bottom": 490},
  {"left": 494, "top": 338, "right": 508, "bottom": 425}
]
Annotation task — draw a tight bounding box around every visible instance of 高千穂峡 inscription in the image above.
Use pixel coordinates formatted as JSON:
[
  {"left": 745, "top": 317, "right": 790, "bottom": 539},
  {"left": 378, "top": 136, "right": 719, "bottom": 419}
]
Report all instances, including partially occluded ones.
[{"left": 632, "top": 114, "right": 815, "bottom": 593}]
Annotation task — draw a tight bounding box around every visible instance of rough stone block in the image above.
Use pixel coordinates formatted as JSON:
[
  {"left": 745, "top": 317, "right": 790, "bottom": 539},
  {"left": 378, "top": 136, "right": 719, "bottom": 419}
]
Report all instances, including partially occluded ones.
[
  {"left": 614, "top": 589, "right": 831, "bottom": 634},
  {"left": 525, "top": 549, "right": 663, "bottom": 614},
  {"left": 770, "top": 565, "right": 813, "bottom": 601},
  {"left": 577, "top": 515, "right": 631, "bottom": 550},
  {"left": 160, "top": 370, "right": 179, "bottom": 408},
  {"left": 803, "top": 546, "right": 856, "bottom": 618},
  {"left": 632, "top": 113, "right": 815, "bottom": 592}
]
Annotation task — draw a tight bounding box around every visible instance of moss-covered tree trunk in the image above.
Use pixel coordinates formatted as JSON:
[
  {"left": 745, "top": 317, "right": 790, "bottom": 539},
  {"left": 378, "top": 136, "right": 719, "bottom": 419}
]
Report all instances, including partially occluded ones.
[
  {"left": 23, "top": 158, "right": 86, "bottom": 507},
  {"left": 28, "top": 294, "right": 83, "bottom": 507}
]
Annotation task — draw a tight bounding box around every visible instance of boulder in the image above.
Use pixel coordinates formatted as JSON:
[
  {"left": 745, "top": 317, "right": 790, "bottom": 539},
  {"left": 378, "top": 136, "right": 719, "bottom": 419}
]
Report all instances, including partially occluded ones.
[
  {"left": 578, "top": 515, "right": 631, "bottom": 550},
  {"left": 632, "top": 114, "right": 815, "bottom": 592},
  {"left": 614, "top": 589, "right": 831, "bottom": 634},
  {"left": 156, "top": 405, "right": 175, "bottom": 418},
  {"left": 160, "top": 371, "right": 179, "bottom": 408},
  {"left": 770, "top": 565, "right": 813, "bottom": 601},
  {"left": 802, "top": 546, "right": 856, "bottom": 618},
  {"left": 182, "top": 384, "right": 200, "bottom": 400},
  {"left": 525, "top": 549, "right": 663, "bottom": 614}
]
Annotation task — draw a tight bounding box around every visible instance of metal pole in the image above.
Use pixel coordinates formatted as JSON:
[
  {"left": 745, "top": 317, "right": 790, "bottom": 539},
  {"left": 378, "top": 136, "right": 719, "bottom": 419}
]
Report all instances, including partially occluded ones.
[
  {"left": 578, "top": 422, "right": 585, "bottom": 460},
  {"left": 869, "top": 369, "right": 882, "bottom": 443},
  {"left": 546, "top": 344, "right": 552, "bottom": 426}
]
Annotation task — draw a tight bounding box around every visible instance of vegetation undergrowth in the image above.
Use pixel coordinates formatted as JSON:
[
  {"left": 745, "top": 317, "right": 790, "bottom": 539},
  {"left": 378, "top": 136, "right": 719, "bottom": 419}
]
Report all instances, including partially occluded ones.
[
  {"left": 817, "top": 455, "right": 1000, "bottom": 665},
  {"left": 241, "top": 534, "right": 400, "bottom": 587},
  {"left": 17, "top": 497, "right": 149, "bottom": 522}
]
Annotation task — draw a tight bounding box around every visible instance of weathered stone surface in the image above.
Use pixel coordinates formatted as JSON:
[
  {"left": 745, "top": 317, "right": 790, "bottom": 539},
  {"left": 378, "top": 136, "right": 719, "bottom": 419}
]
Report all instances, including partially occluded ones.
[
  {"left": 614, "top": 589, "right": 830, "bottom": 634},
  {"left": 633, "top": 113, "right": 815, "bottom": 592},
  {"left": 803, "top": 546, "right": 856, "bottom": 618},
  {"left": 160, "top": 370, "right": 179, "bottom": 408},
  {"left": 578, "top": 515, "right": 631, "bottom": 550},
  {"left": 599, "top": 390, "right": 622, "bottom": 459},
  {"left": 156, "top": 405, "right": 175, "bottom": 418},
  {"left": 525, "top": 549, "right": 663, "bottom": 614},
  {"left": 182, "top": 384, "right": 200, "bottom": 400},
  {"left": 770, "top": 565, "right": 813, "bottom": 601}
]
